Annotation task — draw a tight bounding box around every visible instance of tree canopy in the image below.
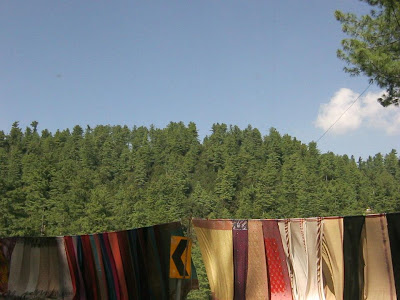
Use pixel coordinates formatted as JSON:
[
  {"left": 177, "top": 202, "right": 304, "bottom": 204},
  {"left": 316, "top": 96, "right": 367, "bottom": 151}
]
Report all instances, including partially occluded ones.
[{"left": 335, "top": 0, "right": 400, "bottom": 106}]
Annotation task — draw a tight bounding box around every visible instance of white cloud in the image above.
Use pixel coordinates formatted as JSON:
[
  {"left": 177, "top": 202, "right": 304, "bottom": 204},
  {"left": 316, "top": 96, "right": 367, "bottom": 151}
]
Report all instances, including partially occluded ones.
[{"left": 315, "top": 88, "right": 400, "bottom": 135}]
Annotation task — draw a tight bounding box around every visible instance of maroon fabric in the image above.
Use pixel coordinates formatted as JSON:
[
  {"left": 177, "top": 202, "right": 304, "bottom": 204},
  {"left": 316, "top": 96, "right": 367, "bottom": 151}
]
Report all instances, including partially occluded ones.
[
  {"left": 81, "top": 235, "right": 99, "bottom": 299},
  {"left": 232, "top": 220, "right": 248, "bottom": 300}
]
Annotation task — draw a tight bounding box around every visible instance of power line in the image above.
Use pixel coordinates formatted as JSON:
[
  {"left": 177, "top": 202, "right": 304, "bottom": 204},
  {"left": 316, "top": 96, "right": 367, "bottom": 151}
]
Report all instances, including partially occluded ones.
[{"left": 316, "top": 83, "right": 372, "bottom": 143}]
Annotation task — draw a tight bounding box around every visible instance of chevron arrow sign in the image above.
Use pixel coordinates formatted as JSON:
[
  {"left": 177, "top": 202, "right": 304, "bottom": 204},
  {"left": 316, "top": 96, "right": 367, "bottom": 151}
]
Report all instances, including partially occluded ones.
[{"left": 169, "top": 236, "right": 192, "bottom": 279}]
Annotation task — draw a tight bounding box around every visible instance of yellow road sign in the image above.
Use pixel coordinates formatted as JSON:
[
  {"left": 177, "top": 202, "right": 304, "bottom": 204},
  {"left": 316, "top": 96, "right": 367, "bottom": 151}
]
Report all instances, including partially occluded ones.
[{"left": 170, "top": 236, "right": 192, "bottom": 279}]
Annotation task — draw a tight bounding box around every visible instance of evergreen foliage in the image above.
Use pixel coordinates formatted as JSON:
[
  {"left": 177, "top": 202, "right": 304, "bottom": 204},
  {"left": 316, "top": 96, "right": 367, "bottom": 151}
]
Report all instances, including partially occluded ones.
[
  {"left": 0, "top": 121, "right": 399, "bottom": 298},
  {"left": 336, "top": 0, "right": 400, "bottom": 106}
]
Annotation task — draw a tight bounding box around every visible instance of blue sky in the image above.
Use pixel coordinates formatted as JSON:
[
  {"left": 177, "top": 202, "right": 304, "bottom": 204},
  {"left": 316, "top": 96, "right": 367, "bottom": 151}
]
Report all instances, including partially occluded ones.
[{"left": 1, "top": 1, "right": 399, "bottom": 159}]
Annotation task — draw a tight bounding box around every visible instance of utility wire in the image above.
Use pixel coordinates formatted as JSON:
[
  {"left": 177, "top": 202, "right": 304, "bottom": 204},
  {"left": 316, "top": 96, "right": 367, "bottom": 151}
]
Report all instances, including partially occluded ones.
[{"left": 316, "top": 83, "right": 372, "bottom": 143}]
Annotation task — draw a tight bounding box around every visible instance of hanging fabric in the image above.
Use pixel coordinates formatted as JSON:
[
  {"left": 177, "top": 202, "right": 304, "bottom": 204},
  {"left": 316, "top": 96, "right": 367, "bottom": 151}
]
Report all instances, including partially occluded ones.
[
  {"left": 264, "top": 219, "right": 292, "bottom": 300},
  {"left": 7, "top": 237, "right": 73, "bottom": 299},
  {"left": 343, "top": 216, "right": 365, "bottom": 300},
  {"left": 363, "top": 215, "right": 396, "bottom": 299},
  {"left": 232, "top": 220, "right": 248, "bottom": 300},
  {"left": 387, "top": 212, "right": 400, "bottom": 298},
  {"left": 245, "top": 220, "right": 269, "bottom": 300},
  {"left": 192, "top": 219, "right": 234, "bottom": 300},
  {"left": 0, "top": 222, "right": 198, "bottom": 300},
  {"left": 321, "top": 217, "right": 344, "bottom": 300}
]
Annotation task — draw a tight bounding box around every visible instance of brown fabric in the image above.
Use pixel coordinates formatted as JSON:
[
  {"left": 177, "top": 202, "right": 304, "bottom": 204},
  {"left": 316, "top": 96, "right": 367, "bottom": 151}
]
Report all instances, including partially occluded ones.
[
  {"left": 193, "top": 219, "right": 234, "bottom": 300},
  {"left": 321, "top": 217, "right": 344, "bottom": 300},
  {"left": 246, "top": 220, "right": 269, "bottom": 300},
  {"left": 363, "top": 215, "right": 397, "bottom": 299}
]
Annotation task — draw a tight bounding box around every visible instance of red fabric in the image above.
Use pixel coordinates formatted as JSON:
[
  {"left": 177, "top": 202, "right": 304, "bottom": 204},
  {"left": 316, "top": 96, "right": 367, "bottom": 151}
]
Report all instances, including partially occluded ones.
[
  {"left": 108, "top": 232, "right": 129, "bottom": 300},
  {"left": 64, "top": 236, "right": 78, "bottom": 300},
  {"left": 102, "top": 233, "right": 121, "bottom": 300},
  {"left": 262, "top": 220, "right": 293, "bottom": 300},
  {"left": 80, "top": 235, "right": 99, "bottom": 299}
]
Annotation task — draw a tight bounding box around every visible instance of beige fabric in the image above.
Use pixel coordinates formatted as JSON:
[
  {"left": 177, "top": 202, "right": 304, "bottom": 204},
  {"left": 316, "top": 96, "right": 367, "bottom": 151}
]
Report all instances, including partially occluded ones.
[
  {"left": 47, "top": 241, "right": 60, "bottom": 296},
  {"left": 246, "top": 220, "right": 269, "bottom": 300},
  {"left": 279, "top": 219, "right": 324, "bottom": 300},
  {"left": 321, "top": 218, "right": 344, "bottom": 300},
  {"left": 193, "top": 219, "right": 234, "bottom": 300},
  {"left": 363, "top": 215, "right": 397, "bottom": 300},
  {"left": 56, "top": 237, "right": 74, "bottom": 300},
  {"left": 36, "top": 243, "right": 50, "bottom": 294},
  {"left": 305, "top": 219, "right": 324, "bottom": 300},
  {"left": 25, "top": 246, "right": 40, "bottom": 293},
  {"left": 289, "top": 220, "right": 308, "bottom": 300},
  {"left": 8, "top": 239, "right": 25, "bottom": 294},
  {"left": 278, "top": 220, "right": 295, "bottom": 297}
]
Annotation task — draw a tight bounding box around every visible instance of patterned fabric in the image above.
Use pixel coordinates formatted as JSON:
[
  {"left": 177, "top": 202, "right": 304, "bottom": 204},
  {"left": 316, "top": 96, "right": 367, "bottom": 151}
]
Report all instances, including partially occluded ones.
[
  {"left": 246, "top": 220, "right": 269, "bottom": 300},
  {"left": 363, "top": 215, "right": 397, "bottom": 299},
  {"left": 264, "top": 219, "right": 292, "bottom": 300},
  {"left": 277, "top": 219, "right": 324, "bottom": 300},
  {"left": 0, "top": 222, "right": 198, "bottom": 299},
  {"left": 192, "top": 219, "right": 234, "bottom": 300},
  {"left": 232, "top": 220, "right": 248, "bottom": 300}
]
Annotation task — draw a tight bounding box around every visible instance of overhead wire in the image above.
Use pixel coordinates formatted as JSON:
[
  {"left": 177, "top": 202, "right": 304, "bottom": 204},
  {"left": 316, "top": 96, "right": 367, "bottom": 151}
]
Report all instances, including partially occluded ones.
[{"left": 315, "top": 83, "right": 372, "bottom": 143}]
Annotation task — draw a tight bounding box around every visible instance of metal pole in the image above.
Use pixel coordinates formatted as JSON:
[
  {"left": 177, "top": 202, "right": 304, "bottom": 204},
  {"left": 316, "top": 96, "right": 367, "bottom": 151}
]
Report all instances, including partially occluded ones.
[{"left": 175, "top": 279, "right": 182, "bottom": 300}]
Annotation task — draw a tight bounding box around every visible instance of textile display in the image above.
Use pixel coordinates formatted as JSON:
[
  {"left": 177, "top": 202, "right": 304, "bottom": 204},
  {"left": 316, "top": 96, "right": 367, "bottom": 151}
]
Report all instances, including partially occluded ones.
[
  {"left": 0, "top": 222, "right": 198, "bottom": 299},
  {"left": 343, "top": 216, "right": 365, "bottom": 300},
  {"left": 363, "top": 215, "right": 396, "bottom": 299},
  {"left": 387, "top": 213, "right": 400, "bottom": 298},
  {"left": 245, "top": 220, "right": 268, "bottom": 300},
  {"left": 232, "top": 220, "right": 248, "bottom": 300},
  {"left": 192, "top": 219, "right": 234, "bottom": 300},
  {"left": 278, "top": 219, "right": 323, "bottom": 300},
  {"left": 321, "top": 217, "right": 344, "bottom": 300},
  {"left": 194, "top": 213, "right": 400, "bottom": 300},
  {"left": 265, "top": 220, "right": 292, "bottom": 300}
]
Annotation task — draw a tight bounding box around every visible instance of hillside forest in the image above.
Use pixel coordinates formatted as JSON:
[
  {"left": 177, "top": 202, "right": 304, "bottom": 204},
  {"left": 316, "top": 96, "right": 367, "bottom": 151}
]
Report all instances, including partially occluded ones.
[{"left": 0, "top": 121, "right": 399, "bottom": 298}]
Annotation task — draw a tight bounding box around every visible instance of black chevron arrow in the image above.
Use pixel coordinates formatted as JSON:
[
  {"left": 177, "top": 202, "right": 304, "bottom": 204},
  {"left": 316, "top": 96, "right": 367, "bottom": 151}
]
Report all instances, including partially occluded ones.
[{"left": 172, "top": 239, "right": 189, "bottom": 277}]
